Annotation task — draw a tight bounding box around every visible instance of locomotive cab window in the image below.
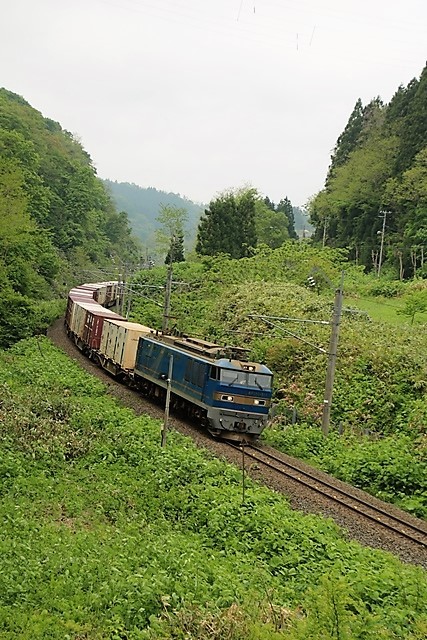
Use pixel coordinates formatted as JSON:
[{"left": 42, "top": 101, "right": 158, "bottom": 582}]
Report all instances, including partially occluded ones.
[
  {"left": 191, "top": 361, "right": 204, "bottom": 387},
  {"left": 210, "top": 365, "right": 220, "bottom": 380},
  {"left": 220, "top": 369, "right": 272, "bottom": 390},
  {"left": 184, "top": 360, "right": 192, "bottom": 382}
]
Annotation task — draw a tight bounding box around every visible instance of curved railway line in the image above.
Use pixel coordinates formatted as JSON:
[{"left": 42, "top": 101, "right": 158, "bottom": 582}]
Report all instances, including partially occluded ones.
[{"left": 230, "top": 443, "right": 427, "bottom": 550}]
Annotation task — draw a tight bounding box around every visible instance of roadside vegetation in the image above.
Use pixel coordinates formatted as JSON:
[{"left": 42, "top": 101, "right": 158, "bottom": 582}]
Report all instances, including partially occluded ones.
[{"left": 1, "top": 337, "right": 426, "bottom": 639}]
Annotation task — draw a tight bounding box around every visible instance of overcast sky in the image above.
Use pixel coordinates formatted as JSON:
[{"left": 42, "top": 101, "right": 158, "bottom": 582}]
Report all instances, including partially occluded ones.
[{"left": 2, "top": 0, "right": 426, "bottom": 208}]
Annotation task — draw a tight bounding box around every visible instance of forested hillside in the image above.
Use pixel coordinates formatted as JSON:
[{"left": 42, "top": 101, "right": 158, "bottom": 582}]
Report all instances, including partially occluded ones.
[
  {"left": 104, "top": 180, "right": 203, "bottom": 252},
  {"left": 0, "top": 89, "right": 139, "bottom": 347},
  {"left": 309, "top": 64, "right": 427, "bottom": 279}
]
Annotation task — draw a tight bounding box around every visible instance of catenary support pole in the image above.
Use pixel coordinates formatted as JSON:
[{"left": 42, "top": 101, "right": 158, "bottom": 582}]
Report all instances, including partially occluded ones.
[
  {"left": 125, "top": 285, "right": 132, "bottom": 320},
  {"left": 241, "top": 442, "right": 246, "bottom": 504},
  {"left": 377, "top": 210, "right": 387, "bottom": 277},
  {"left": 321, "top": 271, "right": 345, "bottom": 436},
  {"left": 161, "top": 355, "right": 174, "bottom": 447},
  {"left": 162, "top": 263, "right": 173, "bottom": 333}
]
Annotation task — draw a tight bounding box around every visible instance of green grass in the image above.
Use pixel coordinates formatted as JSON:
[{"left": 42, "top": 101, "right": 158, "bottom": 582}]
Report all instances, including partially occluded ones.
[{"left": 345, "top": 295, "right": 427, "bottom": 325}]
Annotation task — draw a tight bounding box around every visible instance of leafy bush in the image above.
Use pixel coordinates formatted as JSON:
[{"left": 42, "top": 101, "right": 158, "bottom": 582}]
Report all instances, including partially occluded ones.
[{"left": 368, "top": 280, "right": 404, "bottom": 298}]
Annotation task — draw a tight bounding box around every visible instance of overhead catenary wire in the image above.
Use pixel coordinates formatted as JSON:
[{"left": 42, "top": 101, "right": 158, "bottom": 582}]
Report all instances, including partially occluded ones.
[
  {"left": 249, "top": 313, "right": 329, "bottom": 325},
  {"left": 256, "top": 317, "right": 327, "bottom": 354},
  {"left": 92, "top": 0, "right": 425, "bottom": 66}
]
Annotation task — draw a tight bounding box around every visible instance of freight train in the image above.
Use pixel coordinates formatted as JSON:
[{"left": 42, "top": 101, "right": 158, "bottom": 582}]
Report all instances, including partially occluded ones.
[{"left": 65, "top": 281, "right": 273, "bottom": 440}]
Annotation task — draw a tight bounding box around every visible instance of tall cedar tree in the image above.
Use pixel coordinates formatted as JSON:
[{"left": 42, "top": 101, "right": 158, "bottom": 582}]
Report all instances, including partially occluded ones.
[
  {"left": 327, "top": 98, "right": 364, "bottom": 182},
  {"left": 165, "top": 232, "right": 185, "bottom": 264},
  {"left": 393, "top": 66, "right": 427, "bottom": 173},
  {"left": 276, "top": 197, "right": 298, "bottom": 240}
]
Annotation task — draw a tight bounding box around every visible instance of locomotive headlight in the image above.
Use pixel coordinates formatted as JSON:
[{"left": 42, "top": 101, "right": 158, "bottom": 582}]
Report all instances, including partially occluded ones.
[
  {"left": 254, "top": 399, "right": 266, "bottom": 406},
  {"left": 221, "top": 395, "right": 234, "bottom": 402}
]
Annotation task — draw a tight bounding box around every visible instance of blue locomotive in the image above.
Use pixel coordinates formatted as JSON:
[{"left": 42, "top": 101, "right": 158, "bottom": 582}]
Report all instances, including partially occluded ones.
[
  {"left": 66, "top": 282, "right": 273, "bottom": 440},
  {"left": 134, "top": 333, "right": 273, "bottom": 440}
]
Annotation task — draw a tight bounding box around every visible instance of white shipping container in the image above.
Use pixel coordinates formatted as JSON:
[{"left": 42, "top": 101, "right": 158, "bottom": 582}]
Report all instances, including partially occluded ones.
[
  {"left": 100, "top": 319, "right": 153, "bottom": 370},
  {"left": 71, "top": 302, "right": 101, "bottom": 338},
  {"left": 100, "top": 319, "right": 120, "bottom": 360},
  {"left": 95, "top": 285, "right": 108, "bottom": 305}
]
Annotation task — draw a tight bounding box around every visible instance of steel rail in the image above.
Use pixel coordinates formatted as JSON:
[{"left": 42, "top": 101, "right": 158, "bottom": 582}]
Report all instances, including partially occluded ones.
[{"left": 231, "top": 443, "right": 427, "bottom": 548}]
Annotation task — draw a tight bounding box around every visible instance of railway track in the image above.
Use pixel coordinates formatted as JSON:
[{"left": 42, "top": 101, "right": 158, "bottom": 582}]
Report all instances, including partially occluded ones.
[
  {"left": 47, "top": 318, "right": 427, "bottom": 566},
  {"left": 230, "top": 442, "right": 427, "bottom": 550}
]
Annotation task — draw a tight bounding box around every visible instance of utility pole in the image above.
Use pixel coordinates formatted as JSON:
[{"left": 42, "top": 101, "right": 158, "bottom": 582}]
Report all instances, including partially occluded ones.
[
  {"left": 118, "top": 272, "right": 125, "bottom": 316},
  {"left": 241, "top": 442, "right": 246, "bottom": 504},
  {"left": 161, "top": 355, "right": 174, "bottom": 447},
  {"left": 162, "top": 262, "right": 173, "bottom": 333},
  {"left": 377, "top": 210, "right": 387, "bottom": 277},
  {"left": 125, "top": 285, "right": 132, "bottom": 320},
  {"left": 162, "top": 234, "right": 176, "bottom": 334},
  {"left": 118, "top": 262, "right": 128, "bottom": 316},
  {"left": 321, "top": 271, "right": 344, "bottom": 436}
]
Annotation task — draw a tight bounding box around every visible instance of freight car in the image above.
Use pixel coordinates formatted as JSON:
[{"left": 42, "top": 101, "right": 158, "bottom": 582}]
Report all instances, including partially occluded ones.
[{"left": 65, "top": 281, "right": 273, "bottom": 440}]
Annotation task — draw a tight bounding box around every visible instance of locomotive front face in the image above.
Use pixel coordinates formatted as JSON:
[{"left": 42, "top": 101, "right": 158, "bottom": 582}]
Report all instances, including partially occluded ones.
[{"left": 206, "top": 359, "right": 273, "bottom": 438}]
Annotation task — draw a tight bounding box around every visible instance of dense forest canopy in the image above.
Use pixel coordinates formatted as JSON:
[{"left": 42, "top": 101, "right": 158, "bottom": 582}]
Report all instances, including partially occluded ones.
[
  {"left": 309, "top": 64, "right": 427, "bottom": 279},
  {"left": 0, "top": 88, "right": 140, "bottom": 346},
  {"left": 196, "top": 188, "right": 298, "bottom": 258}
]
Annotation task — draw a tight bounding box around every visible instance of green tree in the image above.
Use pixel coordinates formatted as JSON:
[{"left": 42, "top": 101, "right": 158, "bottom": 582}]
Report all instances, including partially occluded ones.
[
  {"left": 397, "top": 291, "right": 427, "bottom": 324},
  {"left": 156, "top": 204, "right": 188, "bottom": 263},
  {"left": 276, "top": 196, "right": 298, "bottom": 239},
  {"left": 236, "top": 188, "right": 257, "bottom": 256},
  {"left": 394, "top": 66, "right": 427, "bottom": 172},
  {"left": 255, "top": 199, "right": 290, "bottom": 248},
  {"left": 165, "top": 232, "right": 185, "bottom": 264},
  {"left": 384, "top": 147, "right": 427, "bottom": 277},
  {"left": 327, "top": 98, "right": 364, "bottom": 180},
  {"left": 196, "top": 188, "right": 257, "bottom": 258}
]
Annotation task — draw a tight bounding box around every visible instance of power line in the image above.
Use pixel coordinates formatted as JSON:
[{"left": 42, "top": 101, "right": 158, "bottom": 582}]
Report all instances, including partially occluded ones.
[
  {"left": 249, "top": 313, "right": 329, "bottom": 325},
  {"left": 253, "top": 316, "right": 327, "bottom": 354}
]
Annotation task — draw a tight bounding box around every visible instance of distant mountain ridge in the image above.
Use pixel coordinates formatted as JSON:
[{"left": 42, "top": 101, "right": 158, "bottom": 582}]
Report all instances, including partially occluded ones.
[{"left": 104, "top": 180, "right": 203, "bottom": 252}]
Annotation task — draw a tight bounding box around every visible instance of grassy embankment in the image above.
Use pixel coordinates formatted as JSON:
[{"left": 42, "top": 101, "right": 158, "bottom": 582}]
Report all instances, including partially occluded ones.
[{"left": 0, "top": 337, "right": 426, "bottom": 639}]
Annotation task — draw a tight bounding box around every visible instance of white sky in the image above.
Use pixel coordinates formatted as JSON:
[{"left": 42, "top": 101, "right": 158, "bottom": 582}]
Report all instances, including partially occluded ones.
[{"left": 1, "top": 0, "right": 426, "bottom": 208}]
